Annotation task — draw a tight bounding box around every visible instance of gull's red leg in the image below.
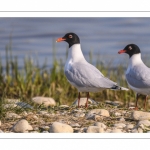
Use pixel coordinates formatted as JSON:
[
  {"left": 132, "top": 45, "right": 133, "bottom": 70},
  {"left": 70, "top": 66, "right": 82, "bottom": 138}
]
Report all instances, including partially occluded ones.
[
  {"left": 134, "top": 93, "right": 139, "bottom": 110},
  {"left": 85, "top": 92, "right": 89, "bottom": 108}
]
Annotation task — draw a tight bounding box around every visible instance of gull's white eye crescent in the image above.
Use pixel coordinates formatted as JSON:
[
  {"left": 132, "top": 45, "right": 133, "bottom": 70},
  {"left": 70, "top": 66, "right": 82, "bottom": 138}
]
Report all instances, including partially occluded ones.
[
  {"left": 69, "top": 35, "right": 73, "bottom": 38},
  {"left": 128, "top": 46, "right": 132, "bottom": 50}
]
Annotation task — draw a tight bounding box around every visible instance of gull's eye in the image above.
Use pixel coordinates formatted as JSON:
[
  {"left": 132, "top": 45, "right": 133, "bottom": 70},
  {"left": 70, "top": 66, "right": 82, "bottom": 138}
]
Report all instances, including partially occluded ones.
[
  {"left": 128, "top": 46, "right": 132, "bottom": 50},
  {"left": 69, "top": 35, "right": 73, "bottom": 38}
]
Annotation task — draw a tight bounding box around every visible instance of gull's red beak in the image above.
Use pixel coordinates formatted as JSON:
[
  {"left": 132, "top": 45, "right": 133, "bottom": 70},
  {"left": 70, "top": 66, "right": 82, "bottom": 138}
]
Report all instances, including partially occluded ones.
[
  {"left": 56, "top": 37, "right": 66, "bottom": 42},
  {"left": 118, "top": 50, "right": 126, "bottom": 54}
]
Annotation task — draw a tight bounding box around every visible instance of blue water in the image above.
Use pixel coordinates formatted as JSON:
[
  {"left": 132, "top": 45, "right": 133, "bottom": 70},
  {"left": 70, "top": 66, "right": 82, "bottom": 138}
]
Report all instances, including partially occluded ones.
[{"left": 0, "top": 17, "right": 150, "bottom": 68}]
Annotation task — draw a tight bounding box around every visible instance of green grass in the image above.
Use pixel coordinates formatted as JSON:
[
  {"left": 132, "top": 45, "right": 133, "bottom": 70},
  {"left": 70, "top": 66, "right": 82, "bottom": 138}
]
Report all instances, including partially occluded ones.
[{"left": 0, "top": 43, "right": 144, "bottom": 113}]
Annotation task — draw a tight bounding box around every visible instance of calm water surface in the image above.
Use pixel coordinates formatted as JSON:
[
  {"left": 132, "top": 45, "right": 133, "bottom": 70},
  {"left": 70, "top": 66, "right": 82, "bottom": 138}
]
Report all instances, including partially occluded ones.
[{"left": 0, "top": 17, "right": 150, "bottom": 68}]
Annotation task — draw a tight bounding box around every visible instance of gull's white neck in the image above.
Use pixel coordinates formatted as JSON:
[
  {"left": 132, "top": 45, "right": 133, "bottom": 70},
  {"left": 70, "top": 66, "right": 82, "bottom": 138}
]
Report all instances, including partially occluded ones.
[
  {"left": 129, "top": 53, "right": 143, "bottom": 66},
  {"left": 67, "top": 44, "right": 85, "bottom": 62}
]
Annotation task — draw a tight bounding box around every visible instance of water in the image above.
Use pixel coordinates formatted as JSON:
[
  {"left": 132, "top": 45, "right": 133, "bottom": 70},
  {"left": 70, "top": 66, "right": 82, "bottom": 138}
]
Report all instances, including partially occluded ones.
[{"left": 0, "top": 17, "right": 150, "bottom": 69}]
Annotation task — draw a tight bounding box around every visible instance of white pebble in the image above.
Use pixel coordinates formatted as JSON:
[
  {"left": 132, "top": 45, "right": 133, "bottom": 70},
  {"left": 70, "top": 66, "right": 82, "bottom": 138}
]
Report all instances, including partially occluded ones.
[
  {"left": 32, "top": 96, "right": 56, "bottom": 107},
  {"left": 49, "top": 122, "right": 73, "bottom": 133},
  {"left": 86, "top": 126, "right": 104, "bottom": 133},
  {"left": 12, "top": 119, "right": 33, "bottom": 133}
]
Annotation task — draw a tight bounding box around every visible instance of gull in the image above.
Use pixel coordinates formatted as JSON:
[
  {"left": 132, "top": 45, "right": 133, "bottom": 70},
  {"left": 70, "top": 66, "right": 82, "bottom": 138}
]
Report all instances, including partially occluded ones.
[
  {"left": 56, "top": 32, "right": 128, "bottom": 108},
  {"left": 118, "top": 44, "right": 150, "bottom": 110}
]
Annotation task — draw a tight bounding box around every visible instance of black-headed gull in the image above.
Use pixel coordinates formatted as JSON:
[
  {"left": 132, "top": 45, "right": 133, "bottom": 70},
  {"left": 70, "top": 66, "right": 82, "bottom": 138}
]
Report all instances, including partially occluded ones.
[
  {"left": 118, "top": 44, "right": 150, "bottom": 110},
  {"left": 56, "top": 32, "right": 128, "bottom": 108}
]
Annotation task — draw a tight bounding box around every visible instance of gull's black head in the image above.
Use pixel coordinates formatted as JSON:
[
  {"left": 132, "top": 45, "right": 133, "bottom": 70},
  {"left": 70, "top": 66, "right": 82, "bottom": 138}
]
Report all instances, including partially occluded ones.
[
  {"left": 118, "top": 44, "right": 141, "bottom": 58},
  {"left": 56, "top": 32, "right": 80, "bottom": 48}
]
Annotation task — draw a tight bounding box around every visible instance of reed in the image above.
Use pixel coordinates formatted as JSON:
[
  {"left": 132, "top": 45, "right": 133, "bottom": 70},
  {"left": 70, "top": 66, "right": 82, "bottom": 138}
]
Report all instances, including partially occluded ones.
[{"left": 0, "top": 43, "right": 141, "bottom": 110}]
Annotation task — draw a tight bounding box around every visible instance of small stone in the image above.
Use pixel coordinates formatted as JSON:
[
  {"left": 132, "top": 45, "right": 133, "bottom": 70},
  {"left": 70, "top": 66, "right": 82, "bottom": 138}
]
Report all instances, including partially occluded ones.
[
  {"left": 0, "top": 130, "right": 3, "bottom": 133},
  {"left": 114, "top": 112, "right": 121, "bottom": 117},
  {"left": 72, "top": 98, "right": 97, "bottom": 107},
  {"left": 22, "top": 111, "right": 28, "bottom": 116},
  {"left": 3, "top": 104, "right": 17, "bottom": 109},
  {"left": 74, "top": 112, "right": 85, "bottom": 118},
  {"left": 119, "top": 117, "right": 125, "bottom": 122},
  {"left": 86, "top": 109, "right": 109, "bottom": 119},
  {"left": 30, "top": 131, "right": 39, "bottom": 133},
  {"left": 59, "top": 105, "right": 70, "bottom": 109},
  {"left": 5, "top": 99, "right": 20, "bottom": 104},
  {"left": 138, "top": 120, "right": 150, "bottom": 127},
  {"left": 6, "top": 113, "right": 21, "bottom": 119},
  {"left": 12, "top": 119, "right": 33, "bottom": 133},
  {"left": 38, "top": 111, "right": 48, "bottom": 115},
  {"left": 137, "top": 128, "right": 143, "bottom": 133},
  {"left": 41, "top": 126, "right": 50, "bottom": 130},
  {"left": 70, "top": 123, "right": 80, "bottom": 128},
  {"left": 94, "top": 122, "right": 107, "bottom": 129},
  {"left": 49, "top": 122, "right": 73, "bottom": 133},
  {"left": 114, "top": 123, "right": 126, "bottom": 129},
  {"left": 34, "top": 127, "right": 39, "bottom": 131},
  {"left": 28, "top": 125, "right": 33, "bottom": 130},
  {"left": 86, "top": 126, "right": 104, "bottom": 133},
  {"left": 125, "top": 124, "right": 134, "bottom": 130},
  {"left": 131, "top": 129, "right": 138, "bottom": 133},
  {"left": 105, "top": 129, "right": 112, "bottom": 133},
  {"left": 32, "top": 115, "right": 39, "bottom": 120},
  {"left": 110, "top": 129, "right": 123, "bottom": 133},
  {"left": 32, "top": 96, "right": 56, "bottom": 107},
  {"left": 131, "top": 111, "right": 150, "bottom": 121},
  {"left": 42, "top": 131, "right": 49, "bottom": 133}
]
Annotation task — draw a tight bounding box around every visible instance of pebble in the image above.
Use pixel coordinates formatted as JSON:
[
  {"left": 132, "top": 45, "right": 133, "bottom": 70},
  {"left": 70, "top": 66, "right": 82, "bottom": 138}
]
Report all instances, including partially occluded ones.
[
  {"left": 5, "top": 99, "right": 20, "bottom": 104},
  {"left": 49, "top": 122, "right": 73, "bottom": 133},
  {"left": 94, "top": 122, "right": 107, "bottom": 129},
  {"left": 119, "top": 117, "right": 125, "bottom": 122},
  {"left": 59, "top": 105, "right": 70, "bottom": 109},
  {"left": 72, "top": 98, "right": 97, "bottom": 107},
  {"left": 137, "top": 120, "right": 150, "bottom": 127},
  {"left": 136, "top": 120, "right": 150, "bottom": 130},
  {"left": 74, "top": 112, "right": 85, "bottom": 118},
  {"left": 32, "top": 115, "right": 39, "bottom": 120},
  {"left": 86, "top": 126, "right": 104, "bottom": 133},
  {"left": 86, "top": 109, "right": 110, "bottom": 120},
  {"left": 6, "top": 113, "right": 21, "bottom": 119},
  {"left": 30, "top": 131, "right": 39, "bottom": 133},
  {"left": 22, "top": 111, "right": 28, "bottom": 116},
  {"left": 32, "top": 96, "right": 56, "bottom": 107},
  {"left": 114, "top": 123, "right": 126, "bottom": 129},
  {"left": 131, "top": 128, "right": 138, "bottom": 133},
  {"left": 42, "top": 131, "right": 49, "bottom": 133},
  {"left": 131, "top": 111, "right": 150, "bottom": 121},
  {"left": 125, "top": 124, "right": 134, "bottom": 130},
  {"left": 110, "top": 129, "right": 123, "bottom": 133},
  {"left": 70, "top": 123, "right": 80, "bottom": 128},
  {"left": 34, "top": 127, "right": 39, "bottom": 131},
  {"left": 0, "top": 130, "right": 3, "bottom": 133},
  {"left": 3, "top": 104, "right": 17, "bottom": 109},
  {"left": 12, "top": 119, "right": 33, "bottom": 133},
  {"left": 38, "top": 111, "right": 48, "bottom": 115},
  {"left": 114, "top": 112, "right": 121, "bottom": 117}
]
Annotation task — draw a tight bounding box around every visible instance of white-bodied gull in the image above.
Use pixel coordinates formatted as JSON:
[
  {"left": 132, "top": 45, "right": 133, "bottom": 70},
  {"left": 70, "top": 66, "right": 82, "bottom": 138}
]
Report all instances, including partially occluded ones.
[
  {"left": 118, "top": 44, "right": 150, "bottom": 110},
  {"left": 56, "top": 33, "right": 128, "bottom": 108}
]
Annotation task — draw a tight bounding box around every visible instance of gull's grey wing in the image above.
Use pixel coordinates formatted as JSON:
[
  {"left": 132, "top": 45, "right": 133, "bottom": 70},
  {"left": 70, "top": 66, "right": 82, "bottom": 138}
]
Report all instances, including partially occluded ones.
[
  {"left": 65, "top": 61, "right": 117, "bottom": 89},
  {"left": 126, "top": 64, "right": 150, "bottom": 88}
]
